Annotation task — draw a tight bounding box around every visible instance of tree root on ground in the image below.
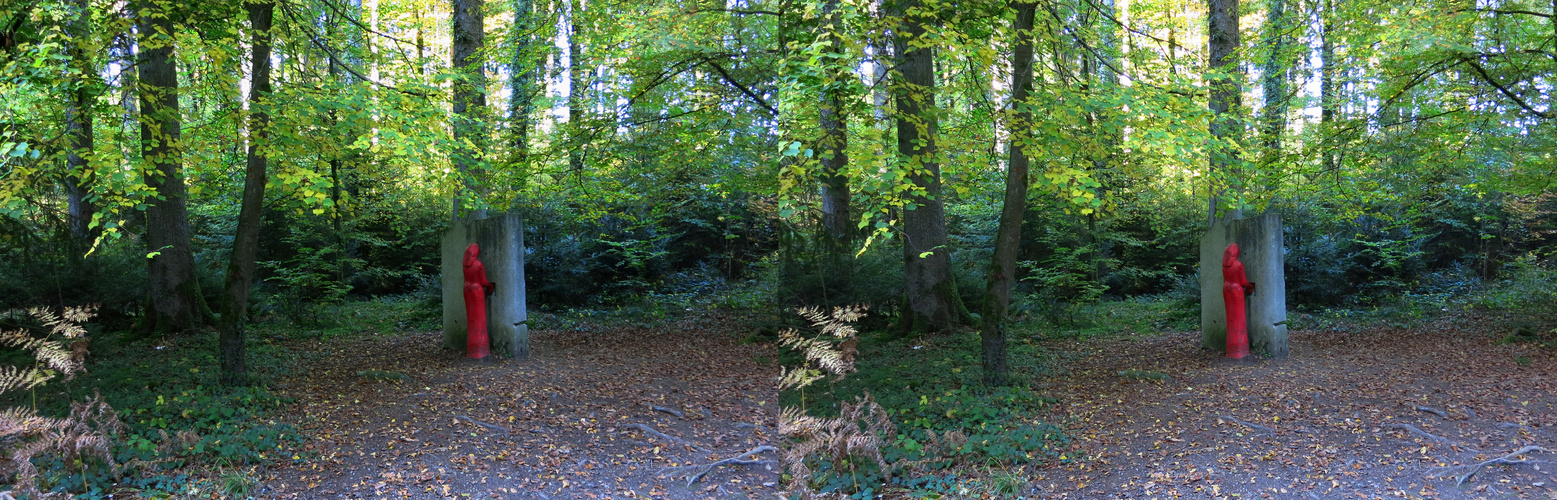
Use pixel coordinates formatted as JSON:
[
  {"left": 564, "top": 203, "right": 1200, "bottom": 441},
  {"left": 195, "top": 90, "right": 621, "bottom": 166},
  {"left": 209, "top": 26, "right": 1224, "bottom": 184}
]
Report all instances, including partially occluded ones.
[
  {"left": 1439, "top": 445, "right": 1555, "bottom": 486},
  {"left": 1413, "top": 405, "right": 1448, "bottom": 419},
  {"left": 1217, "top": 415, "right": 1275, "bottom": 434},
  {"left": 1383, "top": 423, "right": 1473, "bottom": 450},
  {"left": 624, "top": 423, "right": 709, "bottom": 452},
  {"left": 666, "top": 445, "right": 780, "bottom": 486},
  {"left": 1498, "top": 422, "right": 1535, "bottom": 433},
  {"left": 651, "top": 405, "right": 685, "bottom": 419},
  {"left": 455, "top": 415, "right": 512, "bottom": 436}
]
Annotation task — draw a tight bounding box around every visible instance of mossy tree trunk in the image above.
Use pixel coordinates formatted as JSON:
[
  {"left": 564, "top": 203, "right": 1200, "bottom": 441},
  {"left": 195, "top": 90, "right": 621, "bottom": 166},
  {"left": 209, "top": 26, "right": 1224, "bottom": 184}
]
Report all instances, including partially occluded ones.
[
  {"left": 891, "top": 0, "right": 964, "bottom": 335},
  {"left": 137, "top": 0, "right": 208, "bottom": 335},
  {"left": 219, "top": 1, "right": 274, "bottom": 385},
  {"left": 979, "top": 0, "right": 1037, "bottom": 386}
]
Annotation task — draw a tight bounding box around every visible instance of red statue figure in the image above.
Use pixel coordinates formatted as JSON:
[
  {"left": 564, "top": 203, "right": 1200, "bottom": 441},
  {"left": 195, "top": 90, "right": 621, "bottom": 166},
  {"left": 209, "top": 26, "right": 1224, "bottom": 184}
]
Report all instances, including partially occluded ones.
[
  {"left": 462, "top": 243, "right": 496, "bottom": 359},
  {"left": 1222, "top": 243, "right": 1256, "bottom": 359}
]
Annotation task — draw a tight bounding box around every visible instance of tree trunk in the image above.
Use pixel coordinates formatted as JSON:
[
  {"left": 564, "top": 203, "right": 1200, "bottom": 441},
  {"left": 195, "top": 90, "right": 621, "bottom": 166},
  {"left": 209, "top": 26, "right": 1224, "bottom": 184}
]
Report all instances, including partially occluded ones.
[
  {"left": 509, "top": 0, "right": 537, "bottom": 162},
  {"left": 219, "top": 1, "right": 274, "bottom": 385},
  {"left": 137, "top": 0, "right": 207, "bottom": 335},
  {"left": 980, "top": 0, "right": 1037, "bottom": 386},
  {"left": 891, "top": 0, "right": 962, "bottom": 334},
  {"left": 567, "top": 0, "right": 584, "bottom": 174},
  {"left": 1261, "top": 0, "right": 1288, "bottom": 166},
  {"left": 452, "top": 0, "right": 487, "bottom": 219},
  {"left": 1207, "top": 0, "right": 1241, "bottom": 224},
  {"left": 1319, "top": 0, "right": 1337, "bottom": 173},
  {"left": 63, "top": 0, "right": 95, "bottom": 244},
  {"left": 818, "top": 0, "right": 853, "bottom": 300}
]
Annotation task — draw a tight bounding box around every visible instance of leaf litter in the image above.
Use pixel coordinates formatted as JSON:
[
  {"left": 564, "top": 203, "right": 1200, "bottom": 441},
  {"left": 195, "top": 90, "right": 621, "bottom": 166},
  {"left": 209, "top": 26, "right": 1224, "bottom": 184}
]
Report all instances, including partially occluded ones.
[
  {"left": 262, "top": 311, "right": 781, "bottom": 499},
  {"left": 1033, "top": 311, "right": 1557, "bottom": 499}
]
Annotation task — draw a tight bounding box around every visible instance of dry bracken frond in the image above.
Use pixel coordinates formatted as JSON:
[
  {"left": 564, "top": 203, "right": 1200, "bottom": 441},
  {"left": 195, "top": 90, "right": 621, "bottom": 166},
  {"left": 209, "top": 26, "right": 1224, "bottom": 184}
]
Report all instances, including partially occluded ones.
[
  {"left": 776, "top": 305, "right": 867, "bottom": 391},
  {"left": 779, "top": 394, "right": 896, "bottom": 499},
  {"left": 0, "top": 306, "right": 117, "bottom": 499}
]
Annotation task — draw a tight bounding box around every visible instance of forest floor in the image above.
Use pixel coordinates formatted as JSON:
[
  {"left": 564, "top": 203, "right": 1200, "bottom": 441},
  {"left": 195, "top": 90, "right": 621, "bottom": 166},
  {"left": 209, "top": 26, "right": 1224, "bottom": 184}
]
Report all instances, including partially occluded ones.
[
  {"left": 261, "top": 311, "right": 785, "bottom": 499},
  {"left": 257, "top": 309, "right": 1557, "bottom": 500},
  {"left": 1032, "top": 311, "right": 1557, "bottom": 500}
]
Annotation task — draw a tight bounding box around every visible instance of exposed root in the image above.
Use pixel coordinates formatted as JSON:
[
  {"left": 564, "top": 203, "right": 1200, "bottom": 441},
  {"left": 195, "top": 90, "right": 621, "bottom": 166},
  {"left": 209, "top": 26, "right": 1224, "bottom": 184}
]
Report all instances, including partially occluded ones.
[
  {"left": 455, "top": 415, "right": 511, "bottom": 436},
  {"left": 624, "top": 423, "right": 709, "bottom": 452},
  {"left": 667, "top": 445, "right": 780, "bottom": 486},
  {"left": 1413, "top": 405, "right": 1448, "bottom": 419},
  {"left": 1217, "top": 415, "right": 1275, "bottom": 434},
  {"left": 1451, "top": 445, "right": 1554, "bottom": 486},
  {"left": 1385, "top": 423, "right": 1457, "bottom": 446},
  {"left": 651, "top": 405, "right": 685, "bottom": 419},
  {"left": 1498, "top": 422, "right": 1535, "bottom": 433}
]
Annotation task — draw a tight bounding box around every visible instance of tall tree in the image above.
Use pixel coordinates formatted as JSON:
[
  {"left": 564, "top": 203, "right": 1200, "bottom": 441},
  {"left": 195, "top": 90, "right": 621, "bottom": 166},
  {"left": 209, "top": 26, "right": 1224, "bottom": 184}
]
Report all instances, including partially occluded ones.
[
  {"left": 219, "top": 1, "right": 275, "bottom": 385},
  {"left": 137, "top": 0, "right": 207, "bottom": 334},
  {"left": 509, "top": 0, "right": 538, "bottom": 163},
  {"left": 566, "top": 0, "right": 584, "bottom": 174},
  {"left": 817, "top": 0, "right": 853, "bottom": 296},
  {"left": 1207, "top": 0, "right": 1241, "bottom": 222},
  {"left": 891, "top": 0, "right": 963, "bottom": 334},
  {"left": 452, "top": 0, "right": 487, "bottom": 218},
  {"left": 62, "top": 0, "right": 95, "bottom": 244},
  {"left": 1318, "top": 0, "right": 1337, "bottom": 173},
  {"left": 1260, "top": 0, "right": 1289, "bottom": 167},
  {"left": 979, "top": 0, "right": 1037, "bottom": 386}
]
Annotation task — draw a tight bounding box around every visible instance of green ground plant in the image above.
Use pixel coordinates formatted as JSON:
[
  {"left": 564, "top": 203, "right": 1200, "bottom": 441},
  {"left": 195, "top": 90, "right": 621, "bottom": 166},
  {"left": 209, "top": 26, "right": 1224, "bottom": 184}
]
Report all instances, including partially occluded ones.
[{"left": 778, "top": 306, "right": 1067, "bottom": 498}]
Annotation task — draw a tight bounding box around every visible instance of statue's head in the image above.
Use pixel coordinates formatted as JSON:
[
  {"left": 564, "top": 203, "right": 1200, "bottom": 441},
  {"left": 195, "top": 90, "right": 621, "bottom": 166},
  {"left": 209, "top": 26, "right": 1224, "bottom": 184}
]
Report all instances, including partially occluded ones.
[
  {"left": 1222, "top": 243, "right": 1240, "bottom": 267},
  {"left": 463, "top": 243, "right": 480, "bottom": 266}
]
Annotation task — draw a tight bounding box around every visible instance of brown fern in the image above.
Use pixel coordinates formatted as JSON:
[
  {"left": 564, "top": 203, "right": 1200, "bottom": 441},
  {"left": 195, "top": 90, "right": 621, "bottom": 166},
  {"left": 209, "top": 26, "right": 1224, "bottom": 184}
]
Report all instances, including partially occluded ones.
[
  {"left": 776, "top": 305, "right": 895, "bottom": 498},
  {"left": 0, "top": 305, "right": 120, "bottom": 498}
]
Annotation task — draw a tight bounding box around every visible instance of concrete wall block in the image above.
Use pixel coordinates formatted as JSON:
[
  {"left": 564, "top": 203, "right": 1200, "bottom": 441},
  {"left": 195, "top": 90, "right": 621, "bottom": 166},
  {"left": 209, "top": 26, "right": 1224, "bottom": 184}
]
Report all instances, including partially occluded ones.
[
  {"left": 1200, "top": 212, "right": 1287, "bottom": 357},
  {"left": 442, "top": 213, "right": 529, "bottom": 358}
]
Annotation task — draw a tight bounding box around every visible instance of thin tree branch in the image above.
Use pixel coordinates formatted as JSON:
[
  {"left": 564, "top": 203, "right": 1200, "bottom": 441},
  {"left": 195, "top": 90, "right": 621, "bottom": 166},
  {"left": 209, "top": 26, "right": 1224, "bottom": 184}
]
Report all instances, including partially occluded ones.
[
  {"left": 1461, "top": 56, "right": 1552, "bottom": 119},
  {"left": 278, "top": 2, "right": 430, "bottom": 97},
  {"left": 1041, "top": 2, "right": 1201, "bottom": 98},
  {"left": 705, "top": 59, "right": 779, "bottom": 116},
  {"left": 682, "top": 7, "right": 783, "bottom": 16},
  {"left": 1458, "top": 8, "right": 1553, "bottom": 18}
]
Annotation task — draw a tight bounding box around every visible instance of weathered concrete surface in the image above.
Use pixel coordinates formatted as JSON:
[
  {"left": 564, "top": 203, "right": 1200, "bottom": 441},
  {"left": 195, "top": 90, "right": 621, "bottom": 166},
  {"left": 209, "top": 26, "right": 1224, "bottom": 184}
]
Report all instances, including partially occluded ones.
[
  {"left": 1200, "top": 212, "right": 1287, "bottom": 357},
  {"left": 442, "top": 213, "right": 528, "bottom": 358}
]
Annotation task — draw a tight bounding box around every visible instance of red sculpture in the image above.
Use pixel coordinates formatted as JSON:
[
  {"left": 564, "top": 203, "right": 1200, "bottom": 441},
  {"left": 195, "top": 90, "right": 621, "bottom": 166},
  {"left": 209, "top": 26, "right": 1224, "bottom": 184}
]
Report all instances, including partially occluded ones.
[
  {"left": 1222, "top": 243, "right": 1255, "bottom": 359},
  {"left": 462, "top": 243, "right": 496, "bottom": 359}
]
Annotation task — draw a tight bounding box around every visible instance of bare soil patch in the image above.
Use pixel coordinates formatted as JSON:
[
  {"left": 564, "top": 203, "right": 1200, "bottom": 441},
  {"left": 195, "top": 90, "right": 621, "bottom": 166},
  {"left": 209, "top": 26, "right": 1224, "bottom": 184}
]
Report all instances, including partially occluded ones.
[
  {"left": 1033, "top": 312, "right": 1557, "bottom": 499},
  {"left": 261, "top": 312, "right": 782, "bottom": 499}
]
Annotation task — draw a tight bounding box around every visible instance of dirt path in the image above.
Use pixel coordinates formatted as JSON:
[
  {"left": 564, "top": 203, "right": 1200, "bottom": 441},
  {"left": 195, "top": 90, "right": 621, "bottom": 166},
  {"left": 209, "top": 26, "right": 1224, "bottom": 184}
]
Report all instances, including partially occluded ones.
[
  {"left": 258, "top": 310, "right": 1556, "bottom": 499},
  {"left": 1034, "top": 312, "right": 1557, "bottom": 499},
  {"left": 261, "top": 313, "right": 782, "bottom": 499}
]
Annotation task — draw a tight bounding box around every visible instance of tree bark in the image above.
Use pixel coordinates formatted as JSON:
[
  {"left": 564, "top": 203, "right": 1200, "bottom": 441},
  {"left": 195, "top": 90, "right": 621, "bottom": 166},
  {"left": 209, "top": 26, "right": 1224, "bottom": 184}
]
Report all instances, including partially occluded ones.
[
  {"left": 891, "top": 0, "right": 962, "bottom": 334},
  {"left": 137, "top": 0, "right": 207, "bottom": 335},
  {"left": 1319, "top": 0, "right": 1337, "bottom": 173},
  {"left": 980, "top": 0, "right": 1037, "bottom": 386},
  {"left": 1261, "top": 0, "right": 1288, "bottom": 166},
  {"left": 818, "top": 0, "right": 853, "bottom": 299},
  {"left": 452, "top": 0, "right": 487, "bottom": 219},
  {"left": 219, "top": 1, "right": 274, "bottom": 385},
  {"left": 509, "top": 0, "right": 537, "bottom": 162},
  {"left": 567, "top": 0, "right": 584, "bottom": 174},
  {"left": 1207, "top": 0, "right": 1241, "bottom": 224},
  {"left": 63, "top": 0, "right": 95, "bottom": 244}
]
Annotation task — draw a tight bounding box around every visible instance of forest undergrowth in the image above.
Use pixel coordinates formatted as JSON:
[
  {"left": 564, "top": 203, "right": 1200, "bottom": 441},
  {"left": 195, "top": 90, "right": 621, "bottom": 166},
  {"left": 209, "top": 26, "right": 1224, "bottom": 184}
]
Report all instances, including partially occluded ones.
[{"left": 4, "top": 275, "right": 1557, "bottom": 499}]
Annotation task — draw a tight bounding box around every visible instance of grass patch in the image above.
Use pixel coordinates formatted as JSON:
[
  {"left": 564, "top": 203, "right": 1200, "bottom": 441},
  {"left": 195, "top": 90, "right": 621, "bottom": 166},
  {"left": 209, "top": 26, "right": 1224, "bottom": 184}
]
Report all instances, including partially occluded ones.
[
  {"left": 0, "top": 326, "right": 300, "bottom": 497},
  {"left": 1011, "top": 294, "right": 1198, "bottom": 340},
  {"left": 1, "top": 296, "right": 443, "bottom": 497}
]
